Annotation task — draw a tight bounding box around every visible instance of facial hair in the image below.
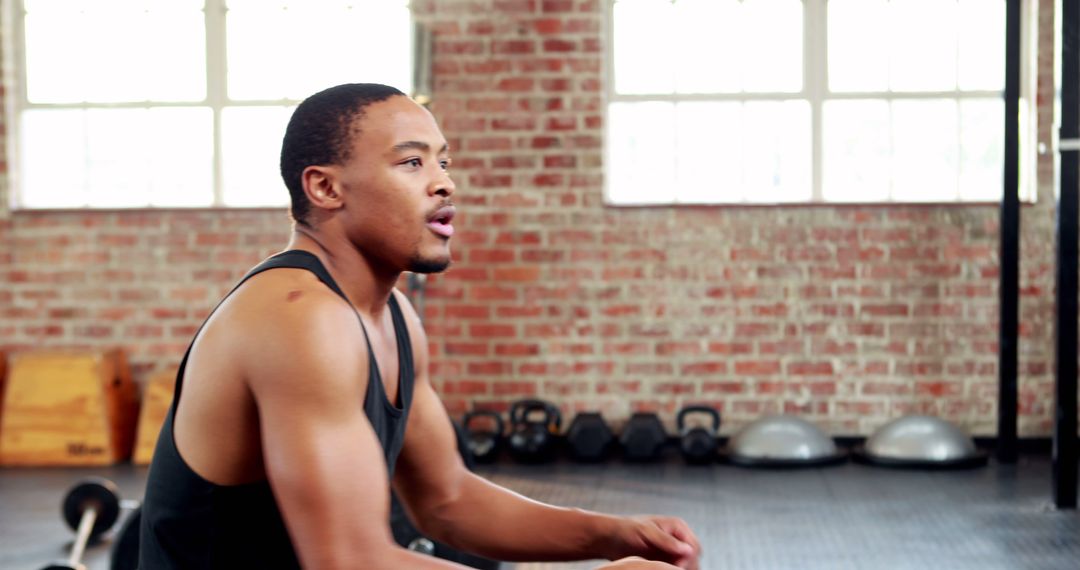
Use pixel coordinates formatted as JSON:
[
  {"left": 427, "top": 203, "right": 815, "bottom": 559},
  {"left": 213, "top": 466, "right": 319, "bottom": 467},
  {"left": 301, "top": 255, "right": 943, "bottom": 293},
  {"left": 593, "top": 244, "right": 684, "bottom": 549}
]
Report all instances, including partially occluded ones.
[{"left": 408, "top": 254, "right": 451, "bottom": 274}]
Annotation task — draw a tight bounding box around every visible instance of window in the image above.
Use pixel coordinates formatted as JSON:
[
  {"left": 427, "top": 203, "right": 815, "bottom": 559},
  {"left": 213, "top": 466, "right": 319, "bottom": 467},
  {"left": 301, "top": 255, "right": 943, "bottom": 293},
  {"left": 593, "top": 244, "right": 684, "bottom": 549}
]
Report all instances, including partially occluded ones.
[
  {"left": 10, "top": 0, "right": 414, "bottom": 209},
  {"left": 605, "top": 0, "right": 1034, "bottom": 205}
]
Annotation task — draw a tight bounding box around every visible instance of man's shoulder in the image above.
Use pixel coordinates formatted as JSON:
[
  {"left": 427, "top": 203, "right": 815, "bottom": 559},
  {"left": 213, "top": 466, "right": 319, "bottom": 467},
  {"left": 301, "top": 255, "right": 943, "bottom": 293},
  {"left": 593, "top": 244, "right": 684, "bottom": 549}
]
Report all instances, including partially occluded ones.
[
  {"left": 216, "top": 267, "right": 361, "bottom": 343},
  {"left": 210, "top": 269, "right": 368, "bottom": 388}
]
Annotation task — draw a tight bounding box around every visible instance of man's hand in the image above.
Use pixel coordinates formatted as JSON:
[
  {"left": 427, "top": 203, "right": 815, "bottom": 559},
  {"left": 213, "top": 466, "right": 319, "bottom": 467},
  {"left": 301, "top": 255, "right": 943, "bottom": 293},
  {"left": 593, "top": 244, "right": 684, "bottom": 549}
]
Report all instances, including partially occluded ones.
[
  {"left": 605, "top": 515, "right": 701, "bottom": 570},
  {"left": 598, "top": 556, "right": 680, "bottom": 569}
]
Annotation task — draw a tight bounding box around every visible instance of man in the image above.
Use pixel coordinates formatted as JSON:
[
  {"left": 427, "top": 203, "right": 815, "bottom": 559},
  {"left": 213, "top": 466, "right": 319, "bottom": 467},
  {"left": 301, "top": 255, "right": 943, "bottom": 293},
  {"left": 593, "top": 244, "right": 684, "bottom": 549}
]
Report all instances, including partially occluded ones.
[{"left": 140, "top": 83, "right": 701, "bottom": 569}]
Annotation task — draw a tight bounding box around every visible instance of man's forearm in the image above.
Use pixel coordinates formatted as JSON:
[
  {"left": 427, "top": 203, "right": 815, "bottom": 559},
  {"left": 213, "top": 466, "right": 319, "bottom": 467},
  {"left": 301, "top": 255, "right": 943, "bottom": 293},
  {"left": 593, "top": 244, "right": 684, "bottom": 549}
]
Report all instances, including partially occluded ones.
[{"left": 417, "top": 473, "right": 623, "bottom": 562}]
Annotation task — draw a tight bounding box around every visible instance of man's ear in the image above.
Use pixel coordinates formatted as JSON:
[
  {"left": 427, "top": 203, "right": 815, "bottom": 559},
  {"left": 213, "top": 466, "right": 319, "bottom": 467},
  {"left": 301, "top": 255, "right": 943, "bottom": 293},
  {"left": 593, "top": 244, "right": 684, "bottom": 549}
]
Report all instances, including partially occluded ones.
[{"left": 302, "top": 165, "right": 345, "bottom": 213}]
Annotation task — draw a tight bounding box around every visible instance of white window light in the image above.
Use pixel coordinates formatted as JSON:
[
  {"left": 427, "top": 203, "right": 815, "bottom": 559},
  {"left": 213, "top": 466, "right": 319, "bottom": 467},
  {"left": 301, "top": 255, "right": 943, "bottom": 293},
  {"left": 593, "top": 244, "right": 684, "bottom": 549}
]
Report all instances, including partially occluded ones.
[
  {"left": 10, "top": 0, "right": 414, "bottom": 210},
  {"left": 605, "top": 0, "right": 1036, "bottom": 206}
]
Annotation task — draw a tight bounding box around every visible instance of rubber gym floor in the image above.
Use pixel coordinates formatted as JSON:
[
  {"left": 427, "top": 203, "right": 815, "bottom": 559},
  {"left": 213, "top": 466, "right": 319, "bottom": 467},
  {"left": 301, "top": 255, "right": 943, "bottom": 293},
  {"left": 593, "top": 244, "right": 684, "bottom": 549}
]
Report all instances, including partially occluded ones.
[{"left": 1, "top": 453, "right": 1078, "bottom": 570}]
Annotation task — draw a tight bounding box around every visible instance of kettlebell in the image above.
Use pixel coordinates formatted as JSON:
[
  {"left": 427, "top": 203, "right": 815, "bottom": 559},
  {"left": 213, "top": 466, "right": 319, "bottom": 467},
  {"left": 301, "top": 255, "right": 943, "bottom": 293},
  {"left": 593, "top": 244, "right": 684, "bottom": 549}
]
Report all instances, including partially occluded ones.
[
  {"left": 508, "top": 399, "right": 562, "bottom": 463},
  {"left": 678, "top": 405, "right": 721, "bottom": 464},
  {"left": 463, "top": 410, "right": 505, "bottom": 464}
]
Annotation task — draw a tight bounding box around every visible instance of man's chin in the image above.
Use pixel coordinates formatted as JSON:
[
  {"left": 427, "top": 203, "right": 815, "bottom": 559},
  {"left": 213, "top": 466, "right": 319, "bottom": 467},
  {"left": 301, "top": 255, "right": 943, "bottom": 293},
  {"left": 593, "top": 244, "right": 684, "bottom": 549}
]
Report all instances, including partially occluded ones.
[{"left": 408, "top": 256, "right": 452, "bottom": 274}]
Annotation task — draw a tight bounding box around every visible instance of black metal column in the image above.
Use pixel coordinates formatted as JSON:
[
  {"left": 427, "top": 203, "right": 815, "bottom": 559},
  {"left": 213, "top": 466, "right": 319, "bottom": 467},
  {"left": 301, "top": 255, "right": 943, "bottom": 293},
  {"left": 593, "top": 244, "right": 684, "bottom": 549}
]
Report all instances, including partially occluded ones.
[
  {"left": 1054, "top": 0, "right": 1080, "bottom": 509},
  {"left": 998, "top": 0, "right": 1022, "bottom": 464}
]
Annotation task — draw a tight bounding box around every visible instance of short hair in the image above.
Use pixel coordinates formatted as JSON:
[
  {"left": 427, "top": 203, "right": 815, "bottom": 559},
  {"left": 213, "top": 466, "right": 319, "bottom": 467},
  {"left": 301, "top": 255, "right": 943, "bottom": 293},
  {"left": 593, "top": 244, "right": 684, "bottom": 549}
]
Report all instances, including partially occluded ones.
[{"left": 280, "top": 83, "right": 406, "bottom": 226}]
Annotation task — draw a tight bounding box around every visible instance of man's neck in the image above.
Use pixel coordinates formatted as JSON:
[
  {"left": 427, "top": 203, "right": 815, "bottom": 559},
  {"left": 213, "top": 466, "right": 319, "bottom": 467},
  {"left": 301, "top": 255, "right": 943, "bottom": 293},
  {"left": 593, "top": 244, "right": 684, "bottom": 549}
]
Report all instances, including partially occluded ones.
[{"left": 285, "top": 228, "right": 399, "bottom": 318}]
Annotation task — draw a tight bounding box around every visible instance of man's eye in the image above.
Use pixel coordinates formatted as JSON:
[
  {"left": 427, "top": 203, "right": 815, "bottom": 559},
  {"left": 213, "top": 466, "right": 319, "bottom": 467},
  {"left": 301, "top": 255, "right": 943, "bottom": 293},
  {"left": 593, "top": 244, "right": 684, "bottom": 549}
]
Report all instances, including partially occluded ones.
[
  {"left": 405, "top": 158, "right": 421, "bottom": 168},
  {"left": 439, "top": 160, "right": 450, "bottom": 170}
]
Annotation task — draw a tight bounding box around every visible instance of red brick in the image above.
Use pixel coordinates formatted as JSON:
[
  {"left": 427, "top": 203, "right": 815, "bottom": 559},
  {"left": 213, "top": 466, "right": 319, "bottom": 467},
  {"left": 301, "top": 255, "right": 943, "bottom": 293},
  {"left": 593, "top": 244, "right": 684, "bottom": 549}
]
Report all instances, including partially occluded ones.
[
  {"left": 446, "top": 342, "right": 490, "bottom": 356},
  {"left": 860, "top": 303, "right": 909, "bottom": 317},
  {"left": 494, "top": 266, "right": 540, "bottom": 282},
  {"left": 494, "top": 381, "right": 538, "bottom": 396},
  {"left": 543, "top": 39, "right": 576, "bottom": 53},
  {"left": 736, "top": 361, "right": 781, "bottom": 375},
  {"left": 469, "top": 248, "right": 516, "bottom": 263},
  {"left": 492, "top": 117, "right": 537, "bottom": 131},
  {"left": 445, "top": 304, "right": 492, "bottom": 319},
  {"left": 470, "top": 282, "right": 516, "bottom": 300},
  {"left": 703, "top": 382, "right": 745, "bottom": 394},
  {"left": 681, "top": 362, "right": 728, "bottom": 375},
  {"left": 542, "top": 0, "right": 573, "bottom": 12},
  {"left": 444, "top": 381, "right": 489, "bottom": 396},
  {"left": 468, "top": 361, "right": 513, "bottom": 375},
  {"left": 531, "top": 18, "right": 563, "bottom": 34},
  {"left": 708, "top": 342, "right": 753, "bottom": 355},
  {"left": 495, "top": 343, "right": 540, "bottom": 356},
  {"left": 497, "top": 77, "right": 536, "bottom": 92},
  {"left": 656, "top": 342, "right": 701, "bottom": 356},
  {"left": 790, "top": 362, "right": 838, "bottom": 375},
  {"left": 436, "top": 40, "right": 485, "bottom": 55},
  {"left": 494, "top": 0, "right": 537, "bottom": 12},
  {"left": 470, "top": 323, "right": 516, "bottom": 338},
  {"left": 517, "top": 58, "right": 566, "bottom": 73}
]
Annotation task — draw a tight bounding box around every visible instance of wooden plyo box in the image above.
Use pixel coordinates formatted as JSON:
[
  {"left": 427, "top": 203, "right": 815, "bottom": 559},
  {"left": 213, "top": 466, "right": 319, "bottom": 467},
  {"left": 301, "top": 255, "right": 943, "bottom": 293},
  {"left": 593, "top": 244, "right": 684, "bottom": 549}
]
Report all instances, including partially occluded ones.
[
  {"left": 0, "top": 349, "right": 139, "bottom": 466},
  {"left": 133, "top": 367, "right": 178, "bottom": 465},
  {"left": 0, "top": 352, "right": 6, "bottom": 431}
]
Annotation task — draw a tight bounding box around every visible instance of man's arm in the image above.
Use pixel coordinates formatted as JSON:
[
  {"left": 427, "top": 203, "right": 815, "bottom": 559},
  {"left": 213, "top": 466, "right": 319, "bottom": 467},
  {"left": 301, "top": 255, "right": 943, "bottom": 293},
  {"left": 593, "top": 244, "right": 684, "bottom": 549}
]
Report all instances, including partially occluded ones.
[
  {"left": 242, "top": 284, "right": 475, "bottom": 569},
  {"left": 391, "top": 291, "right": 701, "bottom": 569}
]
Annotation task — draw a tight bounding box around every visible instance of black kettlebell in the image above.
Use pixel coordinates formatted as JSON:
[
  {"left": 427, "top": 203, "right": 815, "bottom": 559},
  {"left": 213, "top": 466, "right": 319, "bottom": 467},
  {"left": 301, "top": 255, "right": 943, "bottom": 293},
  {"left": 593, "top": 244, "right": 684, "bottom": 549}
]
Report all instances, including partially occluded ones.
[
  {"left": 678, "top": 405, "right": 721, "bottom": 464},
  {"left": 463, "top": 410, "right": 505, "bottom": 464},
  {"left": 508, "top": 399, "right": 562, "bottom": 463}
]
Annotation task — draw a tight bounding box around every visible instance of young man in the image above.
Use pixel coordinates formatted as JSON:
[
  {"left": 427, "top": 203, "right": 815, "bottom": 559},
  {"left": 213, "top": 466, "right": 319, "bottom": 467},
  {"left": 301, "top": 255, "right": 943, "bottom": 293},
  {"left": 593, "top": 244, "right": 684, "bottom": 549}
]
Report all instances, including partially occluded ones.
[{"left": 140, "top": 83, "right": 701, "bottom": 569}]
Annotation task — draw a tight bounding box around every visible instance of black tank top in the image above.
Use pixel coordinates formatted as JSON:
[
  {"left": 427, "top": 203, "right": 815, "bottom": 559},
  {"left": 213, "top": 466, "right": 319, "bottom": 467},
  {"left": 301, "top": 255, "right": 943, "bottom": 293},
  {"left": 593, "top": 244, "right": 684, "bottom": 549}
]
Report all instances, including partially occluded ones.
[{"left": 139, "top": 250, "right": 415, "bottom": 569}]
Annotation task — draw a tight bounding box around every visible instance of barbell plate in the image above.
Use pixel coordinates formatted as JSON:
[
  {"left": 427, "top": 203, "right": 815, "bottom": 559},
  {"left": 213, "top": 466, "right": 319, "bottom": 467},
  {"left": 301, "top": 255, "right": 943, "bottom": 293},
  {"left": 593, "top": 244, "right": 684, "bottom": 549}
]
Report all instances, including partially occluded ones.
[{"left": 62, "top": 478, "right": 121, "bottom": 539}]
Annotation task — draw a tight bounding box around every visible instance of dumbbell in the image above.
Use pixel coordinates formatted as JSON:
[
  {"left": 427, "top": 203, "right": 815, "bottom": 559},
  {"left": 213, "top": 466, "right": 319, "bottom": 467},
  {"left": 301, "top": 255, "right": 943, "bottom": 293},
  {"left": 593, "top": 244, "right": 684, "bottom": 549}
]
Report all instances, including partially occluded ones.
[
  {"left": 678, "top": 405, "right": 721, "bottom": 464},
  {"left": 566, "top": 412, "right": 615, "bottom": 462},
  {"left": 620, "top": 412, "right": 667, "bottom": 462},
  {"left": 42, "top": 478, "right": 136, "bottom": 570}
]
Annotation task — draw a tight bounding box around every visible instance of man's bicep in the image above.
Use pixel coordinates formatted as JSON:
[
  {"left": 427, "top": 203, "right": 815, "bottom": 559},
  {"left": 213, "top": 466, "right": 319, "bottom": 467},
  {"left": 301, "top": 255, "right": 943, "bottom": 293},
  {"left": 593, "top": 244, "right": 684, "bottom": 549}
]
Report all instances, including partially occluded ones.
[{"left": 247, "top": 309, "right": 397, "bottom": 566}]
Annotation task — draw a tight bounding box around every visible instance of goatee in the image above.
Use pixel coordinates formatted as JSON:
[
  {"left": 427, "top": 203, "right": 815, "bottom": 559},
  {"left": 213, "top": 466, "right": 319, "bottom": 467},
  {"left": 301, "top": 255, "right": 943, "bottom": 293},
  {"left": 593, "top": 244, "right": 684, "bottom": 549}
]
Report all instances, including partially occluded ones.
[{"left": 408, "top": 256, "right": 451, "bottom": 274}]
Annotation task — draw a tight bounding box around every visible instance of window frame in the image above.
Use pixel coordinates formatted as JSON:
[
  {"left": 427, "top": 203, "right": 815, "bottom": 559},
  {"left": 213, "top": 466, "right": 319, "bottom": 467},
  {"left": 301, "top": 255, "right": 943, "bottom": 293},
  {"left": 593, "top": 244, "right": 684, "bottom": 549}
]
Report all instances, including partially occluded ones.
[
  {"left": 5, "top": 0, "right": 417, "bottom": 210},
  {"left": 602, "top": 0, "right": 1039, "bottom": 207}
]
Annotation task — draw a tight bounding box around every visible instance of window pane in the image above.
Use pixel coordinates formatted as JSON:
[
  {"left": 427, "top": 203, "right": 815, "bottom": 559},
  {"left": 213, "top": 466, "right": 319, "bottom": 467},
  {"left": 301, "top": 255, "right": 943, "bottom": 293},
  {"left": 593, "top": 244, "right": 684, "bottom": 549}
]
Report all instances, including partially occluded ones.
[
  {"left": 607, "top": 102, "right": 676, "bottom": 204},
  {"left": 25, "top": 3, "right": 205, "bottom": 103},
  {"left": 891, "top": 100, "right": 958, "bottom": 201},
  {"left": 823, "top": 100, "right": 890, "bottom": 202},
  {"left": 959, "top": 99, "right": 1003, "bottom": 200},
  {"left": 958, "top": 0, "right": 1005, "bottom": 91},
  {"left": 25, "top": 0, "right": 204, "bottom": 10},
  {"left": 143, "top": 9, "right": 207, "bottom": 101},
  {"left": 675, "top": 102, "right": 743, "bottom": 202},
  {"left": 890, "top": 0, "right": 958, "bottom": 91},
  {"left": 85, "top": 110, "right": 153, "bottom": 207},
  {"left": 86, "top": 108, "right": 212, "bottom": 207},
  {"left": 674, "top": 0, "right": 741, "bottom": 94},
  {"left": 742, "top": 101, "right": 811, "bottom": 202},
  {"left": 146, "top": 108, "right": 215, "bottom": 207},
  {"left": 221, "top": 106, "right": 294, "bottom": 207},
  {"left": 828, "top": 0, "right": 889, "bottom": 92},
  {"left": 20, "top": 109, "right": 87, "bottom": 207},
  {"left": 741, "top": 0, "right": 802, "bottom": 93},
  {"left": 227, "top": 0, "right": 412, "bottom": 100},
  {"left": 613, "top": 0, "right": 675, "bottom": 95},
  {"left": 24, "top": 12, "right": 83, "bottom": 103},
  {"left": 21, "top": 108, "right": 213, "bottom": 208}
]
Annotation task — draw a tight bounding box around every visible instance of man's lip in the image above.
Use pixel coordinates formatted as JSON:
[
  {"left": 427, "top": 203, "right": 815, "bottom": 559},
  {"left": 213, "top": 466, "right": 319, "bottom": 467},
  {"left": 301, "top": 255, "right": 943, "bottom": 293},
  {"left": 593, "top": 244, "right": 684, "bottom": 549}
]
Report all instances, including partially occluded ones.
[
  {"left": 427, "top": 205, "right": 456, "bottom": 238},
  {"left": 427, "top": 220, "right": 455, "bottom": 237},
  {"left": 428, "top": 205, "right": 456, "bottom": 224}
]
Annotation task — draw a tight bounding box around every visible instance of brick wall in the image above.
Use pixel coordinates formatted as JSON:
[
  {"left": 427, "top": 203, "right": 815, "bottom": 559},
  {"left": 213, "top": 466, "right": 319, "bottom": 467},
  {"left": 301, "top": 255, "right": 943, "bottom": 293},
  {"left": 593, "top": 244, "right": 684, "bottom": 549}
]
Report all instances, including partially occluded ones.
[{"left": 0, "top": 0, "right": 1064, "bottom": 437}]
